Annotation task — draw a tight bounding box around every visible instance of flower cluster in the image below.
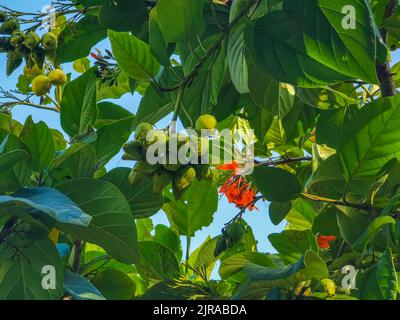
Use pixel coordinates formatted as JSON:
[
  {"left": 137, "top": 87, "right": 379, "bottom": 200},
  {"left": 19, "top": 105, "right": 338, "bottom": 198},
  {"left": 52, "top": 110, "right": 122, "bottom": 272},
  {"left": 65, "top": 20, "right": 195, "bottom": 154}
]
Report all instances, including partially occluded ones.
[
  {"left": 317, "top": 235, "right": 337, "bottom": 249},
  {"left": 218, "top": 162, "right": 257, "bottom": 211}
]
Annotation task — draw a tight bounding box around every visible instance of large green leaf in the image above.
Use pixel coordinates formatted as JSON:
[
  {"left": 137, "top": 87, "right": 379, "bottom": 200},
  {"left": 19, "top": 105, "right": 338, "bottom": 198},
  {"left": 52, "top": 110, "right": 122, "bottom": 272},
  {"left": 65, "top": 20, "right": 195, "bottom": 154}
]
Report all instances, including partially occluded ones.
[
  {"left": 0, "top": 236, "right": 63, "bottom": 300},
  {"left": 57, "top": 16, "right": 107, "bottom": 63},
  {"left": 376, "top": 249, "right": 398, "bottom": 300},
  {"left": 0, "top": 149, "right": 29, "bottom": 171},
  {"left": 94, "top": 116, "right": 135, "bottom": 166},
  {"left": 92, "top": 269, "right": 136, "bottom": 300},
  {"left": 268, "top": 229, "right": 318, "bottom": 264},
  {"left": 95, "top": 101, "right": 133, "bottom": 128},
  {"left": 252, "top": 166, "right": 301, "bottom": 202},
  {"left": 61, "top": 68, "right": 98, "bottom": 137},
  {"left": 338, "top": 95, "right": 400, "bottom": 180},
  {"left": 63, "top": 270, "right": 105, "bottom": 300},
  {"left": 163, "top": 180, "right": 218, "bottom": 236},
  {"left": 108, "top": 30, "right": 160, "bottom": 81},
  {"left": 248, "top": 0, "right": 379, "bottom": 87},
  {"left": 153, "top": 225, "right": 182, "bottom": 260},
  {"left": 56, "top": 178, "right": 138, "bottom": 264},
  {"left": 136, "top": 241, "right": 179, "bottom": 280},
  {"left": 155, "top": 0, "right": 205, "bottom": 42},
  {"left": 0, "top": 187, "right": 91, "bottom": 226},
  {"left": 98, "top": 0, "right": 147, "bottom": 32},
  {"left": 187, "top": 236, "right": 218, "bottom": 278},
  {"left": 102, "top": 167, "right": 163, "bottom": 219},
  {"left": 19, "top": 116, "right": 55, "bottom": 171}
]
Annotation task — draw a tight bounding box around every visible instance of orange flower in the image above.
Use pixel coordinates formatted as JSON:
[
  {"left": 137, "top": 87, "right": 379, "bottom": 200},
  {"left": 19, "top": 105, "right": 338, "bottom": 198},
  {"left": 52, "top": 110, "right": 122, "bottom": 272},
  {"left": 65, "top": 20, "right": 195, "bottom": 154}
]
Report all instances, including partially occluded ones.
[
  {"left": 217, "top": 161, "right": 240, "bottom": 175},
  {"left": 219, "top": 175, "right": 257, "bottom": 211},
  {"left": 317, "top": 235, "right": 337, "bottom": 249}
]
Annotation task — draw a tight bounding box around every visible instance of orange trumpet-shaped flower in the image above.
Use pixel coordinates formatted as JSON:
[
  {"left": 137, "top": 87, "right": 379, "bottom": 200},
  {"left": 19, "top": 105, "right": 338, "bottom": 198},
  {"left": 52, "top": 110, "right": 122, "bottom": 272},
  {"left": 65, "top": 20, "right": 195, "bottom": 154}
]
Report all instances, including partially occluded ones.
[
  {"left": 217, "top": 161, "right": 241, "bottom": 175},
  {"left": 317, "top": 235, "right": 337, "bottom": 249},
  {"left": 219, "top": 174, "right": 257, "bottom": 211}
]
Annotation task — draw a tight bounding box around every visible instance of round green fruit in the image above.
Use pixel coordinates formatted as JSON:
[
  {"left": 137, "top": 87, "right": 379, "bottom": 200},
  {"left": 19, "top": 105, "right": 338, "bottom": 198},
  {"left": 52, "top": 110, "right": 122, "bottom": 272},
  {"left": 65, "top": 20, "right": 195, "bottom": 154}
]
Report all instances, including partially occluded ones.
[
  {"left": 24, "top": 64, "right": 42, "bottom": 77},
  {"left": 0, "top": 11, "right": 7, "bottom": 23},
  {"left": 162, "top": 162, "right": 182, "bottom": 172},
  {"left": 49, "top": 69, "right": 67, "bottom": 86},
  {"left": 0, "top": 19, "right": 20, "bottom": 35},
  {"left": 152, "top": 169, "right": 172, "bottom": 193},
  {"left": 319, "top": 278, "right": 336, "bottom": 295},
  {"left": 10, "top": 30, "right": 24, "bottom": 47},
  {"left": 195, "top": 114, "right": 217, "bottom": 132},
  {"left": 123, "top": 140, "right": 145, "bottom": 161},
  {"left": 134, "top": 122, "right": 153, "bottom": 141},
  {"left": 24, "top": 31, "right": 40, "bottom": 50},
  {"left": 143, "top": 129, "right": 169, "bottom": 148},
  {"left": 32, "top": 75, "right": 51, "bottom": 96},
  {"left": 41, "top": 32, "right": 58, "bottom": 50}
]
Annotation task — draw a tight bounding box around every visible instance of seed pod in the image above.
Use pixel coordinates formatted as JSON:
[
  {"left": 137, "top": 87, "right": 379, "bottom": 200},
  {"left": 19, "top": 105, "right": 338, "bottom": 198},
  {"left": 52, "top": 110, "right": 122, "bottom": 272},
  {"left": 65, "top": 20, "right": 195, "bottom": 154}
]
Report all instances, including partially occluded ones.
[
  {"left": 122, "top": 140, "right": 145, "bottom": 161},
  {"left": 31, "top": 75, "right": 51, "bottom": 96},
  {"left": 0, "top": 19, "right": 20, "bottom": 35},
  {"left": 41, "top": 32, "right": 58, "bottom": 50},
  {"left": 152, "top": 169, "right": 172, "bottom": 193},
  {"left": 174, "top": 165, "right": 196, "bottom": 190},
  {"left": 134, "top": 122, "right": 154, "bottom": 141},
  {"left": 49, "top": 69, "right": 67, "bottom": 86},
  {"left": 31, "top": 47, "right": 46, "bottom": 68},
  {"left": 6, "top": 49, "right": 23, "bottom": 76},
  {"left": 24, "top": 31, "right": 40, "bottom": 50}
]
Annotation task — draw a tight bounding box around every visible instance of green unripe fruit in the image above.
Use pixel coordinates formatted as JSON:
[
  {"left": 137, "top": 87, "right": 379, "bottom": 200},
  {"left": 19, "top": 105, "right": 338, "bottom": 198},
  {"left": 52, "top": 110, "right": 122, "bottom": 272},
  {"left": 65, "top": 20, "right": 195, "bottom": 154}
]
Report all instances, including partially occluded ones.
[
  {"left": 319, "top": 278, "right": 336, "bottom": 295},
  {"left": 162, "top": 162, "right": 182, "bottom": 172},
  {"left": 0, "top": 11, "right": 7, "bottom": 23},
  {"left": 31, "top": 47, "right": 46, "bottom": 68},
  {"left": 6, "top": 49, "right": 23, "bottom": 76},
  {"left": 143, "top": 129, "right": 169, "bottom": 148},
  {"left": 41, "top": 32, "right": 58, "bottom": 50},
  {"left": 49, "top": 69, "right": 67, "bottom": 86},
  {"left": 168, "top": 133, "right": 189, "bottom": 150},
  {"left": 0, "top": 19, "right": 20, "bottom": 35},
  {"left": 128, "top": 161, "right": 160, "bottom": 185},
  {"left": 194, "top": 164, "right": 212, "bottom": 181},
  {"left": 123, "top": 140, "right": 145, "bottom": 161},
  {"left": 32, "top": 75, "right": 51, "bottom": 96},
  {"left": 174, "top": 165, "right": 196, "bottom": 190},
  {"left": 195, "top": 114, "right": 217, "bottom": 132},
  {"left": 24, "top": 31, "right": 40, "bottom": 50},
  {"left": 24, "top": 64, "right": 42, "bottom": 77},
  {"left": 224, "top": 223, "right": 246, "bottom": 246},
  {"left": 10, "top": 30, "right": 24, "bottom": 47},
  {"left": 152, "top": 169, "right": 172, "bottom": 193},
  {"left": 214, "top": 236, "right": 228, "bottom": 257},
  {"left": 134, "top": 122, "right": 153, "bottom": 141}
]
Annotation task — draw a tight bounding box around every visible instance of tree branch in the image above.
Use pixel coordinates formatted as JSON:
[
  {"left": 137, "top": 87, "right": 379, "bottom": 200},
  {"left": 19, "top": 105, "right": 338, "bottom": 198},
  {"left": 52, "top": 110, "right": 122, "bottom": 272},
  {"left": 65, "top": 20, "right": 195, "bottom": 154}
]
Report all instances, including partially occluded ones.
[
  {"left": 255, "top": 156, "right": 312, "bottom": 167},
  {"left": 376, "top": 0, "right": 397, "bottom": 97}
]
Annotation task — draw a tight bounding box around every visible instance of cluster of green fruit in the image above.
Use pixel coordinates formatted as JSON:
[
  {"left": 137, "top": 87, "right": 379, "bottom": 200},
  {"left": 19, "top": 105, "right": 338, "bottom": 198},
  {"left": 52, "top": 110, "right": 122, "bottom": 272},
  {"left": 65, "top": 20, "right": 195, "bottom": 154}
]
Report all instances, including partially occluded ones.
[
  {"left": 214, "top": 222, "right": 247, "bottom": 256},
  {"left": 123, "top": 114, "right": 218, "bottom": 196},
  {"left": 0, "top": 11, "right": 59, "bottom": 76},
  {"left": 30, "top": 69, "right": 67, "bottom": 96}
]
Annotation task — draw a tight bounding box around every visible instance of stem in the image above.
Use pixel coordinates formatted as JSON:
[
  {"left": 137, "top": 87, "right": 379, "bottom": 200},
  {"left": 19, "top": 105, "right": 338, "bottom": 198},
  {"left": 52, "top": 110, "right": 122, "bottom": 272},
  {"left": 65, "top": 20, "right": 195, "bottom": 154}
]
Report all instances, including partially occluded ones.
[
  {"left": 185, "top": 236, "right": 191, "bottom": 275},
  {"left": 376, "top": 0, "right": 397, "bottom": 97},
  {"left": 170, "top": 85, "right": 184, "bottom": 133},
  {"left": 255, "top": 156, "right": 312, "bottom": 167},
  {"left": 71, "top": 240, "right": 83, "bottom": 273},
  {"left": 18, "top": 101, "right": 60, "bottom": 112},
  {"left": 45, "top": 94, "right": 61, "bottom": 111}
]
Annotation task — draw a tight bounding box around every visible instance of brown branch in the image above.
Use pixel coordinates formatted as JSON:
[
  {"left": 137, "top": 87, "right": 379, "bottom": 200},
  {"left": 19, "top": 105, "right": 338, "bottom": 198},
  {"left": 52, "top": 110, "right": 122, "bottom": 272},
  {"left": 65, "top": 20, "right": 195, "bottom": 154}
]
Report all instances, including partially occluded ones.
[
  {"left": 376, "top": 0, "right": 397, "bottom": 97},
  {"left": 255, "top": 156, "right": 312, "bottom": 167},
  {"left": 71, "top": 240, "right": 83, "bottom": 273}
]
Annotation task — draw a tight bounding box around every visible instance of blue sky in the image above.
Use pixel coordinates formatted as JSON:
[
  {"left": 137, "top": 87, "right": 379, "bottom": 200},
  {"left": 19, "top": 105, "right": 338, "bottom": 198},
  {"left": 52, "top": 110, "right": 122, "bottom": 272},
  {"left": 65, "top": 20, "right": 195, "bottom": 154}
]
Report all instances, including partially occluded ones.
[{"left": 0, "top": 0, "right": 283, "bottom": 267}]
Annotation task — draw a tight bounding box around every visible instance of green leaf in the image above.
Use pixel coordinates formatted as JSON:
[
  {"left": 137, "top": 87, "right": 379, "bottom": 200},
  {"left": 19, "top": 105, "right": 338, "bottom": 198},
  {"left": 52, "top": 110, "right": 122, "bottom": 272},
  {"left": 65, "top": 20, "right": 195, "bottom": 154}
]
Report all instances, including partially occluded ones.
[
  {"left": 0, "top": 187, "right": 91, "bottom": 226},
  {"left": 187, "top": 236, "right": 218, "bottom": 278},
  {"left": 219, "top": 252, "right": 275, "bottom": 280},
  {"left": 63, "top": 270, "right": 105, "bottom": 300},
  {"left": 244, "top": 250, "right": 328, "bottom": 282},
  {"left": 352, "top": 216, "right": 395, "bottom": 253},
  {"left": 228, "top": 21, "right": 249, "bottom": 94},
  {"left": 376, "top": 249, "right": 398, "bottom": 300},
  {"left": 61, "top": 68, "right": 98, "bottom": 137},
  {"left": 108, "top": 30, "right": 160, "bottom": 81},
  {"left": 94, "top": 116, "right": 135, "bottom": 166},
  {"left": 95, "top": 101, "right": 133, "bottom": 128},
  {"left": 153, "top": 224, "right": 182, "bottom": 260},
  {"left": 136, "top": 241, "right": 180, "bottom": 280},
  {"left": 268, "top": 229, "right": 318, "bottom": 264},
  {"left": 0, "top": 149, "right": 29, "bottom": 171},
  {"left": 0, "top": 236, "right": 63, "bottom": 300},
  {"left": 252, "top": 166, "right": 301, "bottom": 202},
  {"left": 98, "top": 0, "right": 147, "bottom": 32},
  {"left": 163, "top": 180, "right": 218, "bottom": 236},
  {"left": 56, "top": 178, "right": 138, "bottom": 264},
  {"left": 269, "top": 201, "right": 291, "bottom": 225},
  {"left": 338, "top": 95, "right": 400, "bottom": 180},
  {"left": 19, "top": 116, "right": 55, "bottom": 171},
  {"left": 92, "top": 269, "right": 136, "bottom": 300},
  {"left": 155, "top": 0, "right": 205, "bottom": 42},
  {"left": 57, "top": 16, "right": 107, "bottom": 63},
  {"left": 102, "top": 167, "right": 163, "bottom": 219},
  {"left": 149, "top": 8, "right": 172, "bottom": 66},
  {"left": 248, "top": 0, "right": 378, "bottom": 87}
]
